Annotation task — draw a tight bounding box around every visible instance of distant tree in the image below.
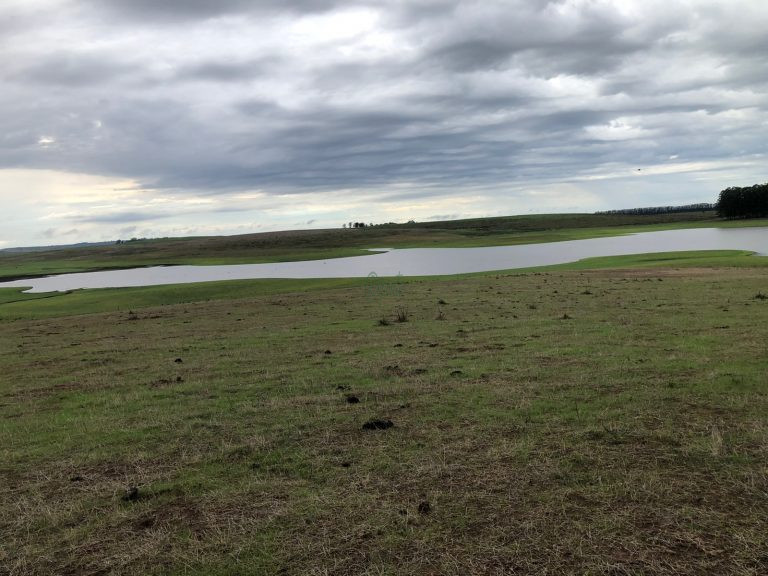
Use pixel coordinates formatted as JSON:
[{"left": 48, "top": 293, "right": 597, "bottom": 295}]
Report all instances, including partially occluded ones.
[
  {"left": 342, "top": 223, "right": 346, "bottom": 229},
  {"left": 717, "top": 183, "right": 768, "bottom": 219}
]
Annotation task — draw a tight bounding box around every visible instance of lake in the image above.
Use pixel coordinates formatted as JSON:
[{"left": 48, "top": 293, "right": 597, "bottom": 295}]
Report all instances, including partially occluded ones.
[{"left": 1, "top": 227, "right": 766, "bottom": 293}]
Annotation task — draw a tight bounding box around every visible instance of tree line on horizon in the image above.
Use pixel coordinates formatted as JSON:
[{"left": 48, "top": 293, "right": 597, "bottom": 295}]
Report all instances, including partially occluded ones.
[
  {"left": 716, "top": 183, "right": 768, "bottom": 219},
  {"left": 341, "top": 184, "right": 767, "bottom": 228},
  {"left": 595, "top": 203, "right": 715, "bottom": 216}
]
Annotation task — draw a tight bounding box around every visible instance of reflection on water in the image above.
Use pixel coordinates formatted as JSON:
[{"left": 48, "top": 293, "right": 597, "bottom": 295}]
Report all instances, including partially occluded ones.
[{"left": 1, "top": 227, "right": 766, "bottom": 293}]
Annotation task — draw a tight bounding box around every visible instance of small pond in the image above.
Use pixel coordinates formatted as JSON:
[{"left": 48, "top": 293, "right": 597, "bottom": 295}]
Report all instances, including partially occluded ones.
[{"left": 1, "top": 227, "right": 766, "bottom": 293}]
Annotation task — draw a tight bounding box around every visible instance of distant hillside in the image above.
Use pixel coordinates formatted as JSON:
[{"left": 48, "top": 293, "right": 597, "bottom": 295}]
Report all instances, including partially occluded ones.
[{"left": 0, "top": 241, "right": 115, "bottom": 254}]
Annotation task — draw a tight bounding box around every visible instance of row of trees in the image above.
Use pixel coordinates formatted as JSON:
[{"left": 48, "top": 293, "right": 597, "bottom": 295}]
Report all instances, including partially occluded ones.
[
  {"left": 115, "top": 238, "right": 146, "bottom": 244},
  {"left": 716, "top": 183, "right": 768, "bottom": 219},
  {"left": 343, "top": 220, "right": 415, "bottom": 229},
  {"left": 596, "top": 203, "right": 714, "bottom": 216}
]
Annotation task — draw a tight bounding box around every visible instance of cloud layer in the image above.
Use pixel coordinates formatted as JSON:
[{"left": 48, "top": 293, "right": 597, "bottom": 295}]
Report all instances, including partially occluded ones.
[{"left": 1, "top": 0, "right": 767, "bottom": 245}]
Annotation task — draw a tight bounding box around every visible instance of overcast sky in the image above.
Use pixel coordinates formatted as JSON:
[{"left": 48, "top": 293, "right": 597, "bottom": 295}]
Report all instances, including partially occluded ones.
[{"left": 1, "top": 0, "right": 766, "bottom": 247}]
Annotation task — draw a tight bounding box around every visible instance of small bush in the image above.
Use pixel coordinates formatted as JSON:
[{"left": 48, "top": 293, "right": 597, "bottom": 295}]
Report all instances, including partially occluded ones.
[
  {"left": 395, "top": 306, "right": 409, "bottom": 323},
  {"left": 755, "top": 292, "right": 767, "bottom": 300},
  {"left": 378, "top": 317, "right": 390, "bottom": 326}
]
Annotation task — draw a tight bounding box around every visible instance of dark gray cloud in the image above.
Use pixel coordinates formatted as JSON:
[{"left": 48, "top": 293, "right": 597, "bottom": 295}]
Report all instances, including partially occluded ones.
[
  {"left": 2, "top": 0, "right": 768, "bottom": 243},
  {"left": 175, "top": 58, "right": 278, "bottom": 83},
  {"left": 90, "top": 0, "right": 344, "bottom": 21},
  {"left": 74, "top": 211, "right": 172, "bottom": 224},
  {"left": 420, "top": 3, "right": 650, "bottom": 74},
  {"left": 8, "top": 52, "right": 139, "bottom": 86}
]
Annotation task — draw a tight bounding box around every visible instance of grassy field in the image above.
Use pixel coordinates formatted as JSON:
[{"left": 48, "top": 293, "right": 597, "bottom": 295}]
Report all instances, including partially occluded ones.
[
  {"left": 2, "top": 250, "right": 768, "bottom": 575},
  {"left": 4, "top": 210, "right": 766, "bottom": 282}
]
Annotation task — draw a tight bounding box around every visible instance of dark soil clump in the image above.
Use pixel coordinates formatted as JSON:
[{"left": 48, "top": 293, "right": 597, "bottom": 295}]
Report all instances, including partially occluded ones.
[
  {"left": 362, "top": 419, "right": 393, "bottom": 430},
  {"left": 122, "top": 486, "right": 140, "bottom": 502}
]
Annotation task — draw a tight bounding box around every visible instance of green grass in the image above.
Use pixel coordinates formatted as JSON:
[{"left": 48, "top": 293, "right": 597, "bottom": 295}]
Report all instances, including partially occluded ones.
[
  {"left": 3, "top": 211, "right": 765, "bottom": 281},
  {"left": 0, "top": 248, "right": 368, "bottom": 282},
  {"left": 1, "top": 250, "right": 766, "bottom": 321},
  {"left": 1, "top": 250, "right": 767, "bottom": 321},
  {"left": 536, "top": 249, "right": 768, "bottom": 271},
  {"left": 2, "top": 250, "right": 768, "bottom": 574}
]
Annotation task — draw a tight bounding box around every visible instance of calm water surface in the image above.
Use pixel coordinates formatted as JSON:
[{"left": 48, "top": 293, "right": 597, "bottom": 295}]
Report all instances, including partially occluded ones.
[{"left": 2, "top": 227, "right": 766, "bottom": 293}]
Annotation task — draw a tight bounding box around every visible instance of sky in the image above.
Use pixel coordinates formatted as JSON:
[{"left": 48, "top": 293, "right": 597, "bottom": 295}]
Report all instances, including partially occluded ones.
[{"left": 1, "top": 0, "right": 767, "bottom": 248}]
